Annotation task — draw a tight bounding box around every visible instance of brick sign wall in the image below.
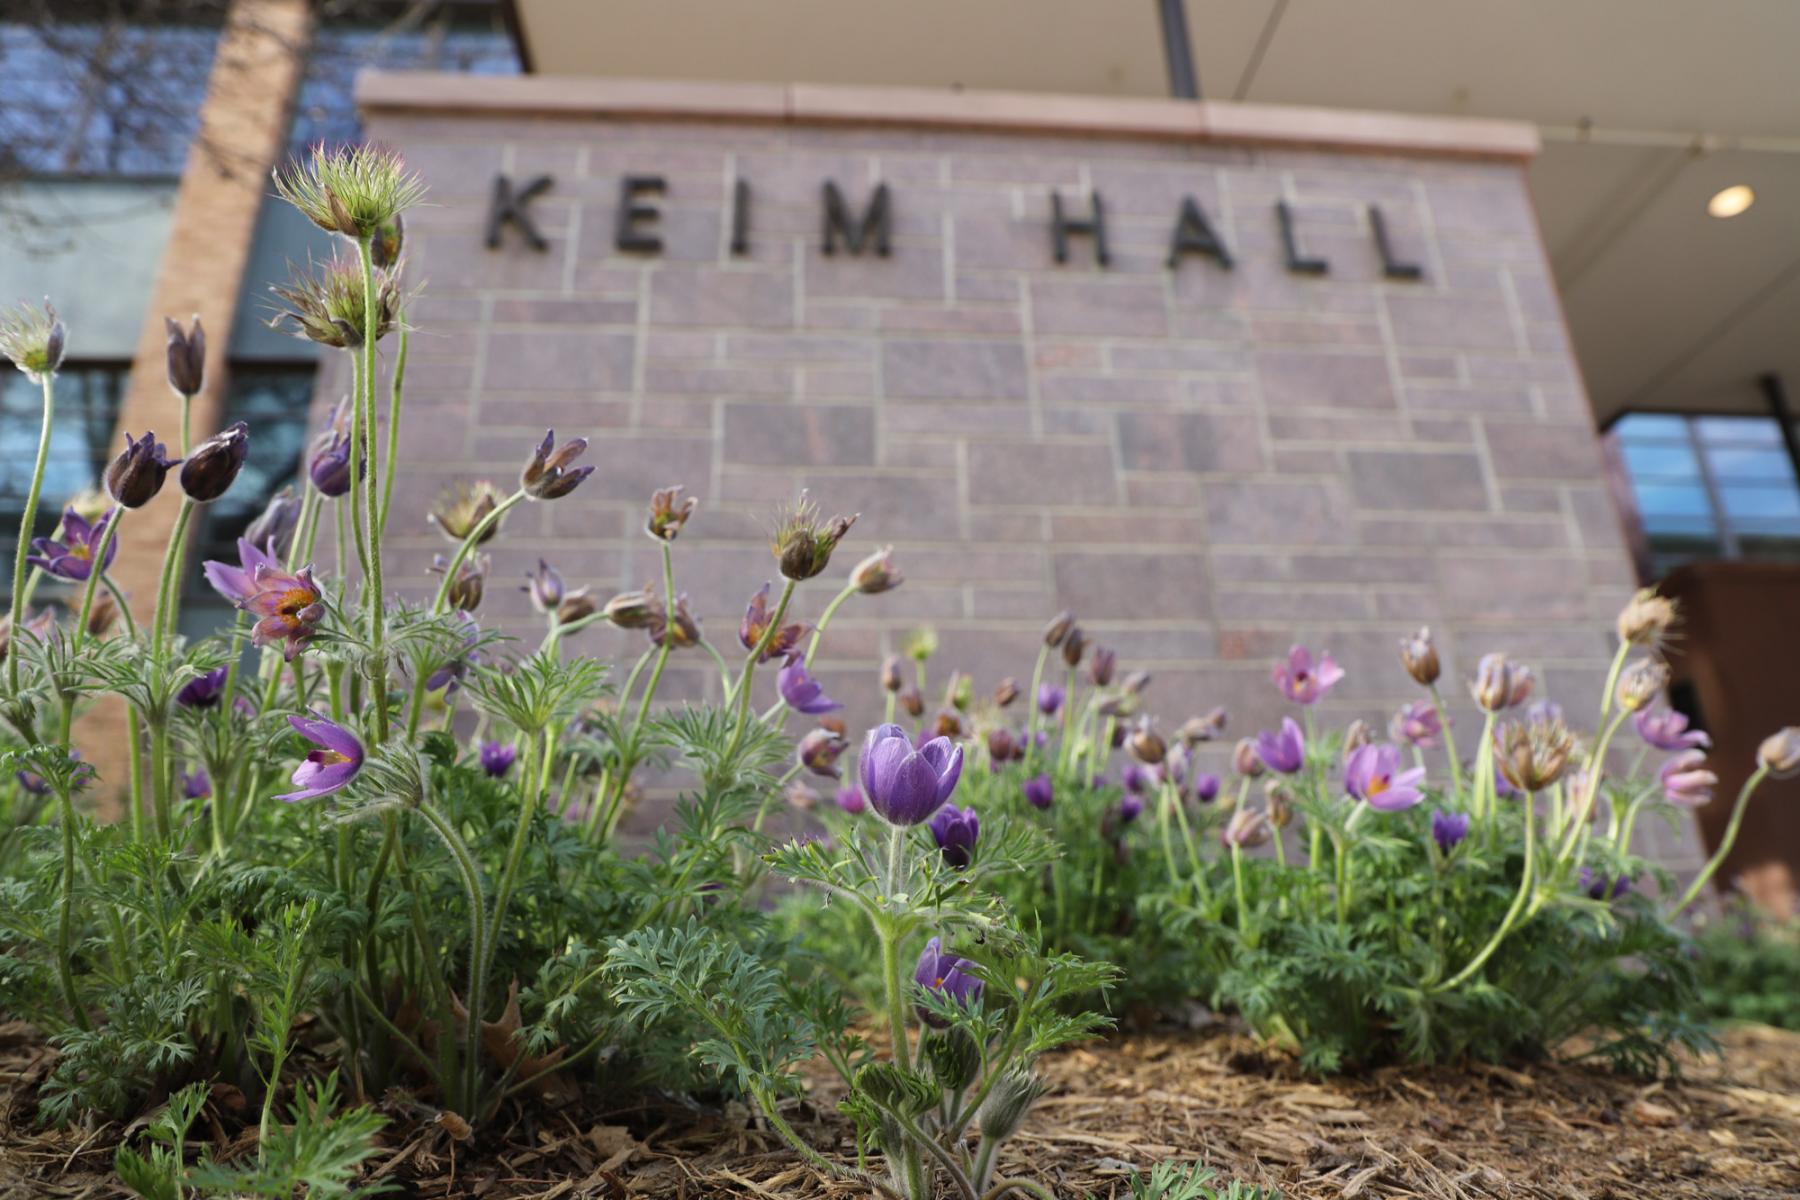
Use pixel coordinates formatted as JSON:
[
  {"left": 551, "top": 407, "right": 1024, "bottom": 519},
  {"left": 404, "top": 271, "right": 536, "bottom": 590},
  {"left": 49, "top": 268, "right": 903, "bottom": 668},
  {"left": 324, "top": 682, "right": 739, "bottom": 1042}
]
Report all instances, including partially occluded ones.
[{"left": 346, "top": 77, "right": 1692, "bottom": 865}]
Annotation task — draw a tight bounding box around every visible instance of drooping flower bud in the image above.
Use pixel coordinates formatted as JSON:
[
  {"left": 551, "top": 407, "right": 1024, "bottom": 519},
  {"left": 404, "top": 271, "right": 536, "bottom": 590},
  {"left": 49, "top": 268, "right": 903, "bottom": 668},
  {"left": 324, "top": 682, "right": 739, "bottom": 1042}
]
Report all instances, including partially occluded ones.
[
  {"left": 164, "top": 315, "right": 206, "bottom": 397},
  {"left": 524, "top": 559, "right": 565, "bottom": 613},
  {"left": 1495, "top": 715, "right": 1575, "bottom": 793},
  {"left": 429, "top": 481, "right": 504, "bottom": 543},
  {"left": 1222, "top": 806, "right": 1271, "bottom": 848},
  {"left": 1088, "top": 645, "right": 1116, "bottom": 687},
  {"left": 992, "top": 677, "right": 1020, "bottom": 707},
  {"left": 244, "top": 487, "right": 300, "bottom": 558},
  {"left": 556, "top": 589, "right": 599, "bottom": 626},
  {"left": 1471, "top": 653, "right": 1513, "bottom": 712},
  {"left": 1400, "top": 627, "right": 1440, "bottom": 686},
  {"left": 739, "top": 582, "right": 805, "bottom": 662},
  {"left": 880, "top": 654, "right": 905, "bottom": 693},
  {"left": 521, "top": 430, "right": 593, "bottom": 500},
  {"left": 603, "top": 585, "right": 659, "bottom": 629},
  {"left": 850, "top": 545, "right": 902, "bottom": 594},
  {"left": 1179, "top": 708, "right": 1227, "bottom": 743},
  {"left": 1061, "top": 626, "right": 1087, "bottom": 668},
  {"left": 105, "top": 431, "right": 179, "bottom": 508},
  {"left": 1617, "top": 587, "right": 1677, "bottom": 648},
  {"left": 179, "top": 421, "right": 249, "bottom": 503},
  {"left": 85, "top": 587, "right": 119, "bottom": 638},
  {"left": 770, "top": 491, "right": 856, "bottom": 581},
  {"left": 1232, "top": 737, "right": 1264, "bottom": 778},
  {"left": 1757, "top": 728, "right": 1800, "bottom": 778},
  {"left": 1042, "top": 610, "right": 1075, "bottom": 648},
  {"left": 432, "top": 553, "right": 487, "bottom": 613},
  {"left": 1614, "top": 657, "right": 1670, "bottom": 713},
  {"left": 933, "top": 708, "right": 965, "bottom": 739},
  {"left": 646, "top": 592, "right": 701, "bottom": 649},
  {"left": 986, "top": 727, "right": 1019, "bottom": 764},
  {"left": 976, "top": 1068, "right": 1047, "bottom": 1143},
  {"left": 1127, "top": 719, "right": 1166, "bottom": 765},
  {"left": 797, "top": 727, "right": 848, "bottom": 778},
  {"left": 646, "top": 484, "right": 697, "bottom": 541}
]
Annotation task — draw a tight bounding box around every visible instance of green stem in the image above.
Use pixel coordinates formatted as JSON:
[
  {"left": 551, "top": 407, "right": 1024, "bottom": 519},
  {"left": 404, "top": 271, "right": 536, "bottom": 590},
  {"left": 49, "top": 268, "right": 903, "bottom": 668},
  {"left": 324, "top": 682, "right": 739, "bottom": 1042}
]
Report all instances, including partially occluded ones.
[
  {"left": 1674, "top": 767, "right": 1769, "bottom": 913},
  {"left": 67, "top": 508, "right": 123, "bottom": 657},
  {"left": 355, "top": 239, "right": 388, "bottom": 736},
  {"left": 1231, "top": 844, "right": 1254, "bottom": 948},
  {"left": 378, "top": 322, "right": 408, "bottom": 539},
  {"left": 1022, "top": 644, "right": 1050, "bottom": 757},
  {"left": 150, "top": 498, "right": 196, "bottom": 659},
  {"left": 412, "top": 798, "right": 487, "bottom": 1112},
  {"left": 1428, "top": 683, "right": 1463, "bottom": 797},
  {"left": 1596, "top": 640, "right": 1630, "bottom": 724},
  {"left": 8, "top": 373, "right": 54, "bottom": 693},
  {"left": 55, "top": 786, "right": 88, "bottom": 1029},
  {"left": 125, "top": 707, "right": 144, "bottom": 843},
  {"left": 722, "top": 577, "right": 796, "bottom": 766},
  {"left": 802, "top": 583, "right": 857, "bottom": 667},
  {"left": 1436, "top": 791, "right": 1536, "bottom": 991}
]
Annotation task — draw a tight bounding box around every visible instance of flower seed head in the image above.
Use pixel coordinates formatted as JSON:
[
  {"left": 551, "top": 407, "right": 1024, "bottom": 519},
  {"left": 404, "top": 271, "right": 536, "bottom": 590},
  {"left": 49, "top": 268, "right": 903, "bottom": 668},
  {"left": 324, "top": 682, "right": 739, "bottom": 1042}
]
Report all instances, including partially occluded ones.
[
  {"left": 1496, "top": 715, "right": 1576, "bottom": 793},
  {"left": 1614, "top": 657, "right": 1670, "bottom": 713},
  {"left": 770, "top": 491, "right": 856, "bottom": 581},
  {"left": 370, "top": 214, "right": 405, "bottom": 270},
  {"left": 1617, "top": 587, "right": 1678, "bottom": 648},
  {"left": 646, "top": 484, "right": 697, "bottom": 541},
  {"left": 0, "top": 299, "right": 65, "bottom": 382},
  {"left": 269, "top": 256, "right": 402, "bottom": 348},
  {"left": 273, "top": 144, "right": 426, "bottom": 240},
  {"left": 429, "top": 481, "right": 505, "bottom": 543}
]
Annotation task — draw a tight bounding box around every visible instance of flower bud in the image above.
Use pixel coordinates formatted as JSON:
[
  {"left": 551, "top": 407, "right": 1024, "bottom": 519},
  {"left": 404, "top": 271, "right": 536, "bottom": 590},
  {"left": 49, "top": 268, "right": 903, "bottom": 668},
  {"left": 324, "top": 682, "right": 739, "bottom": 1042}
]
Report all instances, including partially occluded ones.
[
  {"left": 0, "top": 299, "right": 66, "bottom": 381},
  {"left": 1088, "top": 645, "right": 1116, "bottom": 687},
  {"left": 525, "top": 559, "right": 565, "bottom": 613},
  {"left": 1617, "top": 587, "right": 1677, "bottom": 648},
  {"left": 899, "top": 685, "right": 925, "bottom": 719},
  {"left": 977, "top": 1069, "right": 1049, "bottom": 1143},
  {"left": 646, "top": 484, "right": 697, "bottom": 541},
  {"left": 1222, "top": 806, "right": 1271, "bottom": 849},
  {"left": 522, "top": 430, "right": 593, "bottom": 500},
  {"left": 370, "top": 214, "right": 405, "bottom": 270},
  {"left": 1504, "top": 663, "right": 1535, "bottom": 709},
  {"left": 904, "top": 626, "right": 938, "bottom": 663},
  {"left": 986, "top": 727, "right": 1019, "bottom": 763},
  {"left": 880, "top": 654, "right": 905, "bottom": 693},
  {"left": 84, "top": 587, "right": 119, "bottom": 639},
  {"left": 429, "top": 481, "right": 504, "bottom": 543},
  {"left": 1127, "top": 720, "right": 1166, "bottom": 765},
  {"left": 1042, "top": 610, "right": 1075, "bottom": 649},
  {"left": 556, "top": 589, "right": 599, "bottom": 625},
  {"left": 105, "top": 431, "right": 179, "bottom": 509},
  {"left": 933, "top": 708, "right": 965, "bottom": 739},
  {"left": 603, "top": 585, "right": 659, "bottom": 629},
  {"left": 1179, "top": 708, "right": 1227, "bottom": 743},
  {"left": 179, "top": 421, "right": 249, "bottom": 503},
  {"left": 1263, "top": 780, "right": 1294, "bottom": 828},
  {"left": 850, "top": 545, "right": 903, "bottom": 594},
  {"left": 433, "top": 553, "right": 487, "bottom": 613},
  {"left": 1400, "top": 627, "right": 1440, "bottom": 687},
  {"left": 1343, "top": 719, "right": 1373, "bottom": 755},
  {"left": 1471, "top": 653, "right": 1513, "bottom": 712},
  {"left": 646, "top": 592, "right": 701, "bottom": 649},
  {"left": 798, "top": 727, "right": 848, "bottom": 778},
  {"left": 923, "top": 1029, "right": 983, "bottom": 1093},
  {"left": 1757, "top": 728, "right": 1800, "bottom": 778},
  {"left": 771, "top": 491, "right": 856, "bottom": 581},
  {"left": 1122, "top": 670, "right": 1152, "bottom": 695},
  {"left": 945, "top": 671, "right": 972, "bottom": 713},
  {"left": 992, "top": 677, "right": 1020, "bottom": 708},
  {"left": 1061, "top": 626, "right": 1086, "bottom": 668},
  {"left": 1614, "top": 657, "right": 1670, "bottom": 713},
  {"left": 244, "top": 486, "right": 300, "bottom": 558},
  {"left": 164, "top": 315, "right": 206, "bottom": 397},
  {"left": 1232, "top": 737, "right": 1264, "bottom": 778}
]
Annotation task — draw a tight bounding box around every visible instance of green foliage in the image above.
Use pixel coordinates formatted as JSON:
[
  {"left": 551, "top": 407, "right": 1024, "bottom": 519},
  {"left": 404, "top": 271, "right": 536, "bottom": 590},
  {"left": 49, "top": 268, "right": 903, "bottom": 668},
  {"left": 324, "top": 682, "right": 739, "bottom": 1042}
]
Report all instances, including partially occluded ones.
[
  {"left": 1123, "top": 1161, "right": 1280, "bottom": 1200},
  {"left": 1694, "top": 906, "right": 1800, "bottom": 1030},
  {"left": 186, "top": 1074, "right": 390, "bottom": 1199}
]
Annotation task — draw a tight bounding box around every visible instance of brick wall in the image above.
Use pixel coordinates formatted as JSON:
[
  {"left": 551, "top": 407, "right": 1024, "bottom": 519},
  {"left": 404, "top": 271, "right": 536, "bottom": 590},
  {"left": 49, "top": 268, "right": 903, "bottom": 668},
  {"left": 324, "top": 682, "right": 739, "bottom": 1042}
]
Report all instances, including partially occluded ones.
[{"left": 344, "top": 83, "right": 1696, "bottom": 866}]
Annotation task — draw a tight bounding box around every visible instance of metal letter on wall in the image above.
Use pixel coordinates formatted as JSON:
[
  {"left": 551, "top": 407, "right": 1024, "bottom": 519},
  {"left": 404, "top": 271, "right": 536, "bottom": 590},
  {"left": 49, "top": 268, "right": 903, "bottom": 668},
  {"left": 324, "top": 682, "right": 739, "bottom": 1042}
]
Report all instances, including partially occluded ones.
[
  {"left": 1276, "top": 200, "right": 1328, "bottom": 275},
  {"left": 1166, "top": 196, "right": 1234, "bottom": 270},
  {"left": 730, "top": 178, "right": 752, "bottom": 256},
  {"left": 821, "top": 181, "right": 891, "bottom": 256},
  {"left": 485, "top": 174, "right": 553, "bottom": 251},
  {"left": 1050, "top": 191, "right": 1109, "bottom": 266},
  {"left": 616, "top": 175, "right": 668, "bottom": 254}
]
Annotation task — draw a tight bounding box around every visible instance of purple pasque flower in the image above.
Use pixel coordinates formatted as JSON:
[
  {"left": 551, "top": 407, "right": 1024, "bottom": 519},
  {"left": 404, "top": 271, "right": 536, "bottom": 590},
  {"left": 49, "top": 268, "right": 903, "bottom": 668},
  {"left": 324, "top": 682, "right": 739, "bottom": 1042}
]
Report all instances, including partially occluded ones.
[
  {"left": 777, "top": 655, "right": 841, "bottom": 715},
  {"left": 1253, "top": 717, "right": 1306, "bottom": 775},
  {"left": 1272, "top": 644, "right": 1345, "bottom": 706},
  {"left": 1660, "top": 749, "right": 1717, "bottom": 808},
  {"left": 928, "top": 803, "right": 980, "bottom": 869},
  {"left": 1579, "top": 867, "right": 1632, "bottom": 901},
  {"left": 1389, "top": 699, "right": 1443, "bottom": 748},
  {"left": 798, "top": 727, "right": 848, "bottom": 778},
  {"left": 479, "top": 740, "right": 516, "bottom": 778},
  {"left": 859, "top": 722, "right": 963, "bottom": 826},
  {"left": 1343, "top": 742, "right": 1426, "bottom": 812},
  {"left": 181, "top": 767, "right": 211, "bottom": 800},
  {"left": 16, "top": 750, "right": 94, "bottom": 796},
  {"left": 1023, "top": 773, "right": 1053, "bottom": 810},
  {"left": 276, "top": 711, "right": 364, "bottom": 802},
  {"left": 1431, "top": 809, "right": 1470, "bottom": 854},
  {"left": 1036, "top": 683, "right": 1065, "bottom": 716},
  {"left": 1118, "top": 793, "right": 1145, "bottom": 824},
  {"left": 1121, "top": 763, "right": 1155, "bottom": 794},
  {"left": 27, "top": 506, "right": 118, "bottom": 582},
  {"left": 835, "top": 785, "right": 866, "bottom": 815},
  {"left": 1634, "top": 706, "right": 1711, "bottom": 753},
  {"left": 241, "top": 562, "right": 326, "bottom": 661},
  {"left": 523, "top": 559, "right": 564, "bottom": 614},
  {"left": 1194, "top": 772, "right": 1221, "bottom": 803},
  {"left": 739, "top": 582, "right": 805, "bottom": 662},
  {"left": 203, "top": 537, "right": 282, "bottom": 606},
  {"left": 913, "top": 936, "right": 983, "bottom": 1026},
  {"left": 176, "top": 666, "right": 229, "bottom": 709},
  {"left": 307, "top": 399, "right": 357, "bottom": 498}
]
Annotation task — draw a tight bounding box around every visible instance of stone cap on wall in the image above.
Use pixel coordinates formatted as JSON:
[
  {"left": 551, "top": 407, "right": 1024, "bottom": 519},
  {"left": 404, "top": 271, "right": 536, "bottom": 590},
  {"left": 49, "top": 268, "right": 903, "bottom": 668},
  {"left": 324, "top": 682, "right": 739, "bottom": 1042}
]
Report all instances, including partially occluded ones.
[{"left": 355, "top": 70, "right": 1540, "bottom": 162}]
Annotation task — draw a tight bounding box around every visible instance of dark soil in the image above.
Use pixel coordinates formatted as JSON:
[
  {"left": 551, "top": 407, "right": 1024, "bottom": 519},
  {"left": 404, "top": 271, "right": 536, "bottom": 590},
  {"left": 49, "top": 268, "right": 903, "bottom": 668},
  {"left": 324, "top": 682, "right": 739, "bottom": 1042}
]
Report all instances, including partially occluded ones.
[{"left": 5, "top": 1019, "right": 1798, "bottom": 1198}]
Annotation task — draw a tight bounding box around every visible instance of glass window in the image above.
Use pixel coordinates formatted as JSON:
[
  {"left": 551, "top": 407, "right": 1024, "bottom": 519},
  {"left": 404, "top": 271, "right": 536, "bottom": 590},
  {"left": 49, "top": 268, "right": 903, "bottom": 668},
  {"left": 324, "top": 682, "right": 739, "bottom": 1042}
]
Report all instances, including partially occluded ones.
[
  {"left": 1612, "top": 411, "right": 1800, "bottom": 575},
  {"left": 0, "top": 364, "right": 126, "bottom": 538},
  {"left": 0, "top": 20, "right": 221, "bottom": 177}
]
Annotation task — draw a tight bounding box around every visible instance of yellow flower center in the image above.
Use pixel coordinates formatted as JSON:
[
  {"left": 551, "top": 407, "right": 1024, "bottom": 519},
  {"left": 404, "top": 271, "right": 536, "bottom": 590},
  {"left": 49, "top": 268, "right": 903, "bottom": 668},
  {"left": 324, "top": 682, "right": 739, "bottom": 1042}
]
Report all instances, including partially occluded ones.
[{"left": 1367, "top": 775, "right": 1389, "bottom": 796}]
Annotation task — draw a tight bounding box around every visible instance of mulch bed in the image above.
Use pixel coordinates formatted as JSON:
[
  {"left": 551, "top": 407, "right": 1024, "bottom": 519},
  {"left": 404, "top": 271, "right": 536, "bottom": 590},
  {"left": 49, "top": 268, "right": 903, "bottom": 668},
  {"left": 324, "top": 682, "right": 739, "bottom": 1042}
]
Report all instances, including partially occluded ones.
[{"left": 5, "top": 1019, "right": 1799, "bottom": 1199}]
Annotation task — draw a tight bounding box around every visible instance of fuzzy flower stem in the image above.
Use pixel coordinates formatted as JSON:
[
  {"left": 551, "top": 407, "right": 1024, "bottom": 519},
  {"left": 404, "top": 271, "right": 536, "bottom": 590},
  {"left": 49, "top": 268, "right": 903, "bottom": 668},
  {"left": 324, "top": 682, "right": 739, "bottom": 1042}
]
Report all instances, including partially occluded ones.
[
  {"left": 723, "top": 577, "right": 797, "bottom": 766},
  {"left": 411, "top": 795, "right": 487, "bottom": 1112},
  {"left": 1674, "top": 767, "right": 1770, "bottom": 914},
  {"left": 1055, "top": 667, "right": 1078, "bottom": 772},
  {"left": 1023, "top": 644, "right": 1051, "bottom": 760},
  {"left": 1436, "top": 792, "right": 1536, "bottom": 992},
  {"left": 1471, "top": 711, "right": 1497, "bottom": 824},
  {"left": 7, "top": 373, "right": 53, "bottom": 692},
  {"left": 1427, "top": 683, "right": 1463, "bottom": 796},
  {"left": 632, "top": 543, "right": 681, "bottom": 728},
  {"left": 485, "top": 723, "right": 556, "bottom": 992},
  {"left": 288, "top": 484, "right": 323, "bottom": 572},
  {"left": 802, "top": 582, "right": 858, "bottom": 669},
  {"left": 355, "top": 235, "right": 391, "bottom": 744},
  {"left": 430, "top": 489, "right": 524, "bottom": 614},
  {"left": 1595, "top": 639, "right": 1631, "bottom": 725},
  {"left": 697, "top": 637, "right": 734, "bottom": 699},
  {"left": 125, "top": 707, "right": 144, "bottom": 843},
  {"left": 1231, "top": 843, "right": 1255, "bottom": 948},
  {"left": 378, "top": 322, "right": 408, "bottom": 539},
  {"left": 55, "top": 783, "right": 88, "bottom": 1029},
  {"left": 150, "top": 497, "right": 196, "bottom": 660}
]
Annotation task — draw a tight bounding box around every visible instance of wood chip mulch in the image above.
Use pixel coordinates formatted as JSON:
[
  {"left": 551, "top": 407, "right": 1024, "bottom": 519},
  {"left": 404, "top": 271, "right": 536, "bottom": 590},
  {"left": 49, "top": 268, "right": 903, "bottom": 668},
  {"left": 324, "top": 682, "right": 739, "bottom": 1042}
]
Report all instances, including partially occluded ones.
[{"left": 4, "top": 1019, "right": 1798, "bottom": 1199}]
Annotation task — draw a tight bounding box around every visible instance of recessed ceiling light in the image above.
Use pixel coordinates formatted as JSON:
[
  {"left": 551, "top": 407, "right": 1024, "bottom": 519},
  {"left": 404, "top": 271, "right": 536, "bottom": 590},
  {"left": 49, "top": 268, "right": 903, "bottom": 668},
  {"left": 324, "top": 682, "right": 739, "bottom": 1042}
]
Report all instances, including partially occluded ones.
[{"left": 1707, "top": 185, "right": 1755, "bottom": 218}]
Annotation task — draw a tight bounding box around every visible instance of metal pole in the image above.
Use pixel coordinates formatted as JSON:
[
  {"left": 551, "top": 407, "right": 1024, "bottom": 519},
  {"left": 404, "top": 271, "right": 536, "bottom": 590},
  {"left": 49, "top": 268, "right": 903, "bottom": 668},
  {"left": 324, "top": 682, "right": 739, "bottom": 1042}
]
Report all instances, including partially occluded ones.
[
  {"left": 1759, "top": 373, "right": 1800, "bottom": 485},
  {"left": 1158, "top": 0, "right": 1200, "bottom": 99}
]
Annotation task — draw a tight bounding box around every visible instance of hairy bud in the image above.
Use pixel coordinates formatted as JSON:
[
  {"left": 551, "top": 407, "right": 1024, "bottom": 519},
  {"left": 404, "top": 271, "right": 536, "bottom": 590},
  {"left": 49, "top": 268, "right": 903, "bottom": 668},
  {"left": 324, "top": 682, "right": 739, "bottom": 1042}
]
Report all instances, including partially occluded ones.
[
  {"left": 1061, "top": 626, "right": 1086, "bottom": 668},
  {"left": 1470, "top": 653, "right": 1513, "bottom": 713},
  {"left": 1757, "top": 728, "right": 1800, "bottom": 778},
  {"left": 922, "top": 1029, "right": 982, "bottom": 1094},
  {"left": 850, "top": 545, "right": 903, "bottom": 594},
  {"left": 164, "top": 315, "right": 206, "bottom": 397},
  {"left": 1042, "top": 610, "right": 1075, "bottom": 649},
  {"left": 992, "top": 677, "right": 1020, "bottom": 708},
  {"left": 880, "top": 654, "right": 905, "bottom": 694},
  {"left": 977, "top": 1069, "right": 1049, "bottom": 1143},
  {"left": 1399, "top": 627, "right": 1440, "bottom": 687},
  {"left": 899, "top": 685, "right": 925, "bottom": 719},
  {"left": 179, "top": 421, "right": 249, "bottom": 503}
]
